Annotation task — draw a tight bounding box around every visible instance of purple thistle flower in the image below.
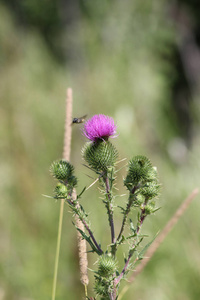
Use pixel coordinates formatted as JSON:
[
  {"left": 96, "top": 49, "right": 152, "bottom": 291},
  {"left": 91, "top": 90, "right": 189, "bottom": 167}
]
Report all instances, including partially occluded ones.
[{"left": 83, "top": 114, "right": 117, "bottom": 142}]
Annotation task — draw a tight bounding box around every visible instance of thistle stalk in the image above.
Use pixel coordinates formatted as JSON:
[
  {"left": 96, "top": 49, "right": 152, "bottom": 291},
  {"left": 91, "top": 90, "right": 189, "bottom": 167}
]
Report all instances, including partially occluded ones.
[
  {"left": 66, "top": 195, "right": 103, "bottom": 255},
  {"left": 50, "top": 113, "right": 164, "bottom": 300},
  {"left": 117, "top": 185, "right": 138, "bottom": 243},
  {"left": 115, "top": 209, "right": 146, "bottom": 286},
  {"left": 104, "top": 174, "right": 115, "bottom": 245}
]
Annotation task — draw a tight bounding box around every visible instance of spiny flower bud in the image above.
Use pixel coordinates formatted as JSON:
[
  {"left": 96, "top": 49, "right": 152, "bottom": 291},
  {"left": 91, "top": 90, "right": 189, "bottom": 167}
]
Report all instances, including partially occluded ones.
[
  {"left": 144, "top": 202, "right": 156, "bottom": 215},
  {"left": 135, "top": 194, "right": 145, "bottom": 206},
  {"left": 94, "top": 278, "right": 108, "bottom": 297},
  {"left": 54, "top": 183, "right": 68, "bottom": 198},
  {"left": 140, "top": 181, "right": 160, "bottom": 200},
  {"left": 50, "top": 160, "right": 74, "bottom": 181},
  {"left": 124, "top": 155, "right": 153, "bottom": 188},
  {"left": 50, "top": 160, "right": 77, "bottom": 190},
  {"left": 82, "top": 140, "right": 118, "bottom": 172},
  {"left": 145, "top": 167, "right": 158, "bottom": 182},
  {"left": 97, "top": 254, "right": 117, "bottom": 277}
]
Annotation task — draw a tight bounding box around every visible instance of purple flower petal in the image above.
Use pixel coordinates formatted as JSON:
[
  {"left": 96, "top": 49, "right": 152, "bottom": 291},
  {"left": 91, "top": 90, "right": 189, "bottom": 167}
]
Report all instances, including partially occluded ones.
[{"left": 83, "top": 114, "right": 117, "bottom": 142}]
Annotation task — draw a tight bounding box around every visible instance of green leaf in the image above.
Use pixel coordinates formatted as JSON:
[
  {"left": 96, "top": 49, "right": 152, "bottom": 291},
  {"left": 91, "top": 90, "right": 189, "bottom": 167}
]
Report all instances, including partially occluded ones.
[
  {"left": 118, "top": 205, "right": 126, "bottom": 213},
  {"left": 126, "top": 233, "right": 137, "bottom": 240},
  {"left": 138, "top": 234, "right": 158, "bottom": 260},
  {"left": 128, "top": 237, "right": 143, "bottom": 257},
  {"left": 77, "top": 186, "right": 86, "bottom": 199},
  {"left": 74, "top": 224, "right": 101, "bottom": 254},
  {"left": 79, "top": 204, "right": 88, "bottom": 218},
  {"left": 152, "top": 206, "right": 162, "bottom": 213},
  {"left": 129, "top": 218, "right": 135, "bottom": 234}
]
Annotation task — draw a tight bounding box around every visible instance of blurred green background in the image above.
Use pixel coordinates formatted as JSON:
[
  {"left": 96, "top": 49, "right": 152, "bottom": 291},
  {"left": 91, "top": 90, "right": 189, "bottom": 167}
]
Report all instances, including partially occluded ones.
[{"left": 1, "top": 0, "right": 200, "bottom": 299}]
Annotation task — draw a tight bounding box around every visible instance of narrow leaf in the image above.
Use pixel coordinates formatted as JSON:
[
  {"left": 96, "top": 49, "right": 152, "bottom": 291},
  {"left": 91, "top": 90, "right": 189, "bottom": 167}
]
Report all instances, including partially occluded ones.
[
  {"left": 77, "top": 186, "right": 86, "bottom": 199},
  {"left": 138, "top": 234, "right": 158, "bottom": 260},
  {"left": 74, "top": 224, "right": 100, "bottom": 254},
  {"left": 129, "top": 218, "right": 135, "bottom": 233}
]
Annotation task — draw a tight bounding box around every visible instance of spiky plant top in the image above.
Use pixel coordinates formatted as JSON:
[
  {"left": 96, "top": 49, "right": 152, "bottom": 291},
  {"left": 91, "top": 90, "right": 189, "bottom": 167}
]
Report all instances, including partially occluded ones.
[{"left": 82, "top": 115, "right": 118, "bottom": 172}]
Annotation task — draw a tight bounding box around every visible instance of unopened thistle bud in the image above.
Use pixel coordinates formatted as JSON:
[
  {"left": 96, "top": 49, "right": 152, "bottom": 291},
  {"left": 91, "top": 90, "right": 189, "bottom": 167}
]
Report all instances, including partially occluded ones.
[
  {"left": 82, "top": 140, "right": 118, "bottom": 172},
  {"left": 144, "top": 203, "right": 156, "bottom": 215},
  {"left": 50, "top": 160, "right": 74, "bottom": 181},
  {"left": 54, "top": 183, "right": 68, "bottom": 198},
  {"left": 97, "top": 254, "right": 117, "bottom": 278},
  {"left": 50, "top": 160, "right": 77, "bottom": 191},
  {"left": 94, "top": 277, "right": 109, "bottom": 298},
  {"left": 140, "top": 181, "right": 160, "bottom": 200},
  {"left": 124, "top": 155, "right": 153, "bottom": 188},
  {"left": 124, "top": 155, "right": 160, "bottom": 191}
]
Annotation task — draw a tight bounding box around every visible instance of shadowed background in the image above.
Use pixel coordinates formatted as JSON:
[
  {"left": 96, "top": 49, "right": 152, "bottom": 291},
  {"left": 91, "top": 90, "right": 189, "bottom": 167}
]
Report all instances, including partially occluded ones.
[{"left": 1, "top": 0, "right": 200, "bottom": 299}]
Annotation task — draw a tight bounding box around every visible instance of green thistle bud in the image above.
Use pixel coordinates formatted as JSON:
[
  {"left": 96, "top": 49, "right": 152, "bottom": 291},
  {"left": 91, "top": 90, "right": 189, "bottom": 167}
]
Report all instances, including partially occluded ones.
[
  {"left": 94, "top": 278, "right": 108, "bottom": 297},
  {"left": 50, "top": 160, "right": 74, "bottom": 181},
  {"left": 135, "top": 194, "right": 145, "bottom": 206},
  {"left": 144, "top": 203, "right": 156, "bottom": 215},
  {"left": 97, "top": 254, "right": 117, "bottom": 277},
  {"left": 54, "top": 183, "right": 68, "bottom": 198},
  {"left": 82, "top": 141, "right": 118, "bottom": 172},
  {"left": 140, "top": 181, "right": 160, "bottom": 200},
  {"left": 145, "top": 167, "right": 158, "bottom": 182},
  {"left": 124, "top": 155, "right": 153, "bottom": 188},
  {"left": 50, "top": 160, "right": 77, "bottom": 190}
]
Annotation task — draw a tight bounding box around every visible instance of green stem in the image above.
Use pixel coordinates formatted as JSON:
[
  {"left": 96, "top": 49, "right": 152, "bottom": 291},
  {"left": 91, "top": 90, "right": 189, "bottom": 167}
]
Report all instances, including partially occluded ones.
[
  {"left": 67, "top": 197, "right": 103, "bottom": 255},
  {"left": 79, "top": 212, "right": 103, "bottom": 255},
  {"left": 52, "top": 199, "right": 65, "bottom": 300},
  {"left": 115, "top": 186, "right": 138, "bottom": 252},
  {"left": 104, "top": 175, "right": 115, "bottom": 245},
  {"left": 115, "top": 201, "right": 147, "bottom": 286}
]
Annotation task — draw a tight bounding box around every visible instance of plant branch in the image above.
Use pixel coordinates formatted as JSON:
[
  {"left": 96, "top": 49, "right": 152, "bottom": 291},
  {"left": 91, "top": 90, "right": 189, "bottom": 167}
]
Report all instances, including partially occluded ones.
[
  {"left": 118, "top": 188, "right": 199, "bottom": 300},
  {"left": 129, "top": 188, "right": 199, "bottom": 283},
  {"left": 79, "top": 212, "right": 103, "bottom": 255},
  {"left": 67, "top": 196, "right": 103, "bottom": 255},
  {"left": 115, "top": 198, "right": 148, "bottom": 286},
  {"left": 117, "top": 186, "right": 138, "bottom": 243}
]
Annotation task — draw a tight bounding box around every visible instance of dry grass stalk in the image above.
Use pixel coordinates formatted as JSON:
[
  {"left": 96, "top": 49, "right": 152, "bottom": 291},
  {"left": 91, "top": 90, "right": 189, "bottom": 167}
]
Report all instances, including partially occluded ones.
[
  {"left": 63, "top": 88, "right": 89, "bottom": 289},
  {"left": 63, "top": 88, "right": 73, "bottom": 160},
  {"left": 52, "top": 88, "right": 89, "bottom": 300},
  {"left": 74, "top": 190, "right": 89, "bottom": 286}
]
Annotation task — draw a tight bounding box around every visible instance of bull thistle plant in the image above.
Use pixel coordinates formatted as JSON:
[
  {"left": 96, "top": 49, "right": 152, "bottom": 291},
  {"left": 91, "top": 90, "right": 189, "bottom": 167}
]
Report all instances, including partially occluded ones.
[{"left": 50, "top": 114, "right": 160, "bottom": 300}]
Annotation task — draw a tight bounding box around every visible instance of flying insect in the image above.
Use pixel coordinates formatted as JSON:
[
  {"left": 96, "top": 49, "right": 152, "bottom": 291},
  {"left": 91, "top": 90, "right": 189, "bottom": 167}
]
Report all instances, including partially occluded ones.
[{"left": 72, "top": 115, "right": 87, "bottom": 124}]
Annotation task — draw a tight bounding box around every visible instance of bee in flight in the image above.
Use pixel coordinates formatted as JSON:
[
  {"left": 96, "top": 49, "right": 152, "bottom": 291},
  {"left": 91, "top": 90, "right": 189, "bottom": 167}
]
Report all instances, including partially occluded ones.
[{"left": 72, "top": 115, "right": 87, "bottom": 124}]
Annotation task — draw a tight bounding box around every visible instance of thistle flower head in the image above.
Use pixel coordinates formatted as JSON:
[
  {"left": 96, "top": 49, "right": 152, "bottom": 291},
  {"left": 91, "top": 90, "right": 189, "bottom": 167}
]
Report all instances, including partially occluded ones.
[{"left": 83, "top": 114, "right": 117, "bottom": 142}]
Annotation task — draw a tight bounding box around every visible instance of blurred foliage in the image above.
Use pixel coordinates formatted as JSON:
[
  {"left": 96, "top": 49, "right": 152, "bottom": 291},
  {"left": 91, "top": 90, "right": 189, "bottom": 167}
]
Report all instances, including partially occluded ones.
[{"left": 1, "top": 0, "right": 200, "bottom": 299}]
